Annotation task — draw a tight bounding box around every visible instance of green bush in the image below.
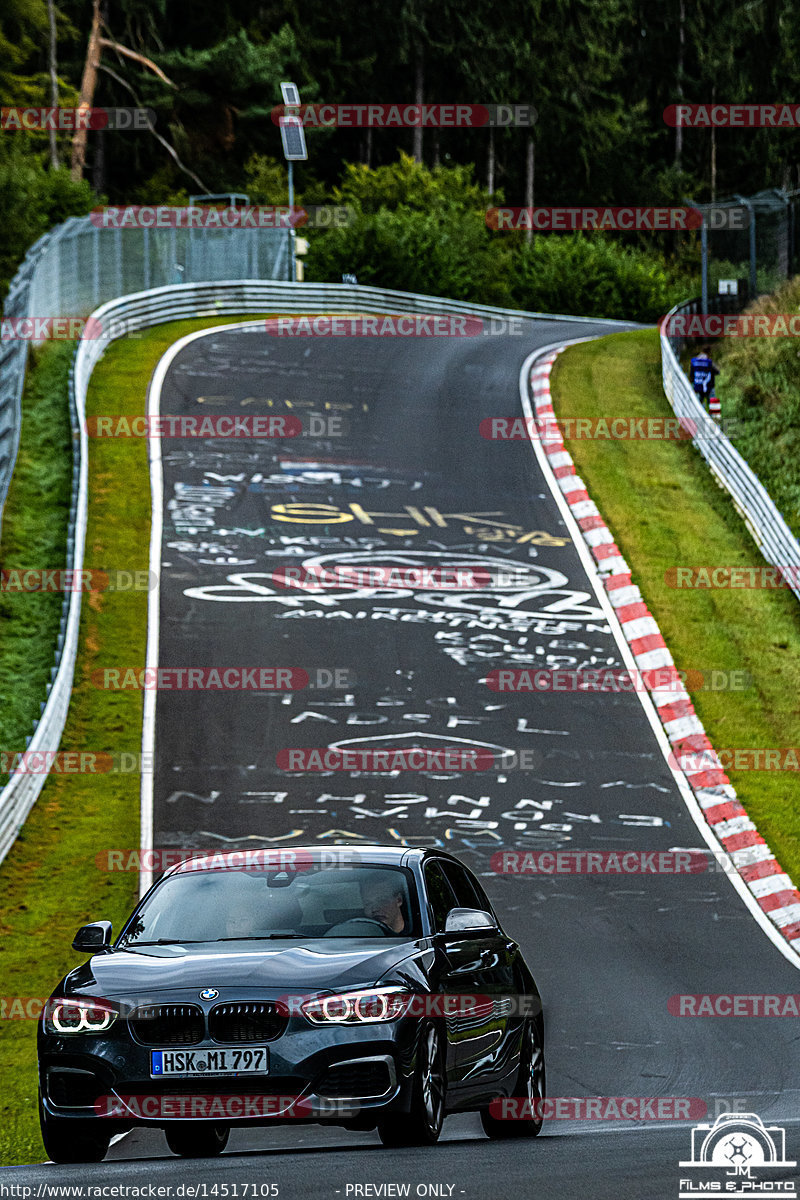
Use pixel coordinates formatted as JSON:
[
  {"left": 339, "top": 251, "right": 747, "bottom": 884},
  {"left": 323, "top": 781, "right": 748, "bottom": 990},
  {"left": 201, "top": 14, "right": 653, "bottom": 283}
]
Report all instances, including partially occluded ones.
[
  {"left": 0, "top": 144, "right": 97, "bottom": 300},
  {"left": 716, "top": 275, "right": 800, "bottom": 538},
  {"left": 306, "top": 206, "right": 515, "bottom": 306},
  {"left": 511, "top": 234, "right": 692, "bottom": 322},
  {"left": 305, "top": 154, "right": 695, "bottom": 322}
]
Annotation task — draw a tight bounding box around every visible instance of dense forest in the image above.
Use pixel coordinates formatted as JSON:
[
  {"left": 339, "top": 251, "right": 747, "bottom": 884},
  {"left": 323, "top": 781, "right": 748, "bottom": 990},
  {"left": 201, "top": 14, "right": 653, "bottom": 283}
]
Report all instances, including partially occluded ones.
[{"left": 3, "top": 0, "right": 800, "bottom": 314}]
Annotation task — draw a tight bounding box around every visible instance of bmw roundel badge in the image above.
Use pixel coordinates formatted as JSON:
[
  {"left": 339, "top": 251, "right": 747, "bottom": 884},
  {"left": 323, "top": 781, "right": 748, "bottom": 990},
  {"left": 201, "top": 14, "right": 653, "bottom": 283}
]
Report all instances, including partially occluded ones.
[{"left": 199, "top": 988, "right": 219, "bottom": 1000}]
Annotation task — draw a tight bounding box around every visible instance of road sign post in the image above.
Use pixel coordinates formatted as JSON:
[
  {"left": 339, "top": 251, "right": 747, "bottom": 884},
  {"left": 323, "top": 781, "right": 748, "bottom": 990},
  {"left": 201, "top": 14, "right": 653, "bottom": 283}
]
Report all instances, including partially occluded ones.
[{"left": 279, "top": 82, "right": 308, "bottom": 283}]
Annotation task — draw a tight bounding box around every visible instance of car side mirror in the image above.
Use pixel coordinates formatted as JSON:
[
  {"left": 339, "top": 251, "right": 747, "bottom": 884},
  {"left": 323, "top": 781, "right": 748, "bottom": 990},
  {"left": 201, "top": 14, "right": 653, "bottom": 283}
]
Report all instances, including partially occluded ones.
[
  {"left": 72, "top": 921, "right": 112, "bottom": 953},
  {"left": 444, "top": 908, "right": 496, "bottom": 934}
]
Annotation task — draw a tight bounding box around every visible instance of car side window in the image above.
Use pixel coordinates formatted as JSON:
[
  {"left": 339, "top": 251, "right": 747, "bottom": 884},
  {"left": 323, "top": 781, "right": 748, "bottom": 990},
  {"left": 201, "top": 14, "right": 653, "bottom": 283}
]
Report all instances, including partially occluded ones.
[
  {"left": 455, "top": 863, "right": 496, "bottom": 920},
  {"left": 424, "top": 861, "right": 457, "bottom": 932},
  {"left": 439, "top": 860, "right": 487, "bottom": 913}
]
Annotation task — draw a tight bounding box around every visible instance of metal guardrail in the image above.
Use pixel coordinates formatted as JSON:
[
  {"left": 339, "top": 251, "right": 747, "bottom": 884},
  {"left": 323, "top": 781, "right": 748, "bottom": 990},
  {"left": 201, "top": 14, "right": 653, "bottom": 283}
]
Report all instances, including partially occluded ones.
[
  {"left": 660, "top": 298, "right": 800, "bottom": 602},
  {"left": 0, "top": 217, "right": 290, "bottom": 537},
  {"left": 5, "top": 275, "right": 798, "bottom": 866},
  {"left": 0, "top": 278, "right": 632, "bottom": 867}
]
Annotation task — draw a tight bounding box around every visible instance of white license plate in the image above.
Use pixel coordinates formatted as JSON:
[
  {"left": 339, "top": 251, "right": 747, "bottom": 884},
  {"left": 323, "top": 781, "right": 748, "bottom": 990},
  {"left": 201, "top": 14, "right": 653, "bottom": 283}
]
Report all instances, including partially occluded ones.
[{"left": 150, "top": 1047, "right": 268, "bottom": 1077}]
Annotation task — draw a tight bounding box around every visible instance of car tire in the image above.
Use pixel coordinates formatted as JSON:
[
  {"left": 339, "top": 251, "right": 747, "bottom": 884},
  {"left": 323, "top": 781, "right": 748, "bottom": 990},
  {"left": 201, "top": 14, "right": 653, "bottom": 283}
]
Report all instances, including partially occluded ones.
[
  {"left": 377, "top": 1022, "right": 446, "bottom": 1147},
  {"left": 39, "top": 1094, "right": 111, "bottom": 1164},
  {"left": 480, "top": 1017, "right": 545, "bottom": 1140},
  {"left": 165, "top": 1123, "right": 230, "bottom": 1158}
]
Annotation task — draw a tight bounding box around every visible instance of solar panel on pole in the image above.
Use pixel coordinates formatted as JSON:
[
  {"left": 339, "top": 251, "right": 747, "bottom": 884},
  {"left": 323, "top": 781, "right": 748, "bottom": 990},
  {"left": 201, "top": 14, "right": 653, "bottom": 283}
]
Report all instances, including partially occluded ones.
[
  {"left": 279, "top": 116, "right": 308, "bottom": 161},
  {"left": 280, "top": 82, "right": 301, "bottom": 107},
  {"left": 277, "top": 84, "right": 306, "bottom": 283}
]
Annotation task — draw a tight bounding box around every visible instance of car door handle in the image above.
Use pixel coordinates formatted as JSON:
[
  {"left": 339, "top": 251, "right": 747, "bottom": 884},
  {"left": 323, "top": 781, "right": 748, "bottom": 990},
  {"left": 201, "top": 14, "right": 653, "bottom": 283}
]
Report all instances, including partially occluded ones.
[{"left": 479, "top": 948, "right": 492, "bottom": 961}]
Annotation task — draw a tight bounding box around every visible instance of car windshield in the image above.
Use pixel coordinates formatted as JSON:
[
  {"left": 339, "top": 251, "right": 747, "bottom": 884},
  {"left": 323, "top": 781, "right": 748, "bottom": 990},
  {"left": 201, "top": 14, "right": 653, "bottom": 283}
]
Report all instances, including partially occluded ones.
[{"left": 118, "top": 863, "right": 419, "bottom": 946}]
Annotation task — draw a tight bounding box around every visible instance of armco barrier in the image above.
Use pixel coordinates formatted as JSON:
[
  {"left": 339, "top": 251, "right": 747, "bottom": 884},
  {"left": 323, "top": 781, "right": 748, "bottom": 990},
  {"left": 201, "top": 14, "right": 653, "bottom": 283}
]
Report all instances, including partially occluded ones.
[
  {"left": 660, "top": 299, "right": 800, "bottom": 603},
  {"left": 0, "top": 217, "right": 289, "bottom": 537},
  {"left": 0, "top": 279, "right": 632, "bottom": 867}
]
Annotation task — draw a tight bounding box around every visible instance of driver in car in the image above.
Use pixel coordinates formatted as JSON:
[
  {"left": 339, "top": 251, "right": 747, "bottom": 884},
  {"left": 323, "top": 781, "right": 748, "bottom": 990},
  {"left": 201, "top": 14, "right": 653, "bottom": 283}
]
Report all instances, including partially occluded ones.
[{"left": 360, "top": 875, "right": 408, "bottom": 934}]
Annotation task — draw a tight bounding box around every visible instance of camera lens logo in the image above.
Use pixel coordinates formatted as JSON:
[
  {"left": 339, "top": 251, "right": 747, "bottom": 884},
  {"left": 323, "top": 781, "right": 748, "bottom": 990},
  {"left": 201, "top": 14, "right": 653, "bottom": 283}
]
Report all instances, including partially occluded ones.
[
  {"left": 722, "top": 1137, "right": 752, "bottom": 1166},
  {"left": 679, "top": 1113, "right": 796, "bottom": 1198}
]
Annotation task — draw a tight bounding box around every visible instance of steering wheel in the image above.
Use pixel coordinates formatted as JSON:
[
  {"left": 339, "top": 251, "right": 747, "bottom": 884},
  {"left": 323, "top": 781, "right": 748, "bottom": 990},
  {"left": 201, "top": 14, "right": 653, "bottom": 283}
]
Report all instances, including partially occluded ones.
[{"left": 324, "top": 917, "right": 396, "bottom": 936}]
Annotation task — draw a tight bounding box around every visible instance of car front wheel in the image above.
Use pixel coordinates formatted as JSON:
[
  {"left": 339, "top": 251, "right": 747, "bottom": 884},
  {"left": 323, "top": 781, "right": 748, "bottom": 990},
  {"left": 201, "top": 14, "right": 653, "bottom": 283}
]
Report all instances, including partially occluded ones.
[
  {"left": 165, "top": 1123, "right": 230, "bottom": 1158},
  {"left": 378, "top": 1022, "right": 446, "bottom": 1147},
  {"left": 39, "top": 1095, "right": 111, "bottom": 1164},
  {"left": 480, "top": 1018, "right": 545, "bottom": 1139}
]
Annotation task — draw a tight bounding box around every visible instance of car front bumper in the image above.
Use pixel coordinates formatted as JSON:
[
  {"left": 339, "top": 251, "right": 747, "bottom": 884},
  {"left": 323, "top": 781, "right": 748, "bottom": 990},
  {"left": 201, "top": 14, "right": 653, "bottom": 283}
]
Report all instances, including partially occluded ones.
[{"left": 39, "top": 1000, "right": 420, "bottom": 1128}]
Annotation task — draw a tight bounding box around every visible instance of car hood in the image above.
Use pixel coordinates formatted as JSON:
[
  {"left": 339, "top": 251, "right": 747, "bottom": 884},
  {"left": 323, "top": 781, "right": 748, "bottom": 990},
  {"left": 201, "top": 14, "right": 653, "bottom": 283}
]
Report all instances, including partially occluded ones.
[{"left": 60, "top": 938, "right": 433, "bottom": 999}]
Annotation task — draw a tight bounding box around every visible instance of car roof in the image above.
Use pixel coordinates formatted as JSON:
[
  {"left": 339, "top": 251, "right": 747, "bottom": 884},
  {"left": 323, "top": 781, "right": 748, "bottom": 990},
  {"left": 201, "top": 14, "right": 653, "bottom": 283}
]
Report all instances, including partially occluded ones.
[{"left": 164, "top": 843, "right": 467, "bottom": 878}]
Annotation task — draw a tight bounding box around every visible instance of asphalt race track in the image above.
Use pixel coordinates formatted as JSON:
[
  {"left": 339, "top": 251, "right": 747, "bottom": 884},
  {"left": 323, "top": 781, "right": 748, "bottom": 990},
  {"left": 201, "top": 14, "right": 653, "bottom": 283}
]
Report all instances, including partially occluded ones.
[{"left": 17, "top": 315, "right": 800, "bottom": 1196}]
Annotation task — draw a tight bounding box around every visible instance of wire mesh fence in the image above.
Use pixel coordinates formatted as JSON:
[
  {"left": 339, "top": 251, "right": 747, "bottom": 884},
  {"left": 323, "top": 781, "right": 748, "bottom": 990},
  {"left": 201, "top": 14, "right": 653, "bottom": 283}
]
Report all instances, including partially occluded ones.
[
  {"left": 0, "top": 217, "right": 290, "bottom": 534},
  {"left": 692, "top": 188, "right": 800, "bottom": 304}
]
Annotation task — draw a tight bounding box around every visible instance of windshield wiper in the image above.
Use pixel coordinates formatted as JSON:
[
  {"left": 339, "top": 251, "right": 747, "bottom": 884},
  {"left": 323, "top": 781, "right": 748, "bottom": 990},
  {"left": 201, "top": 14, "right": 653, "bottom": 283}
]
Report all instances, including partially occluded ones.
[
  {"left": 215, "top": 934, "right": 306, "bottom": 942},
  {"left": 125, "top": 938, "right": 204, "bottom": 946}
]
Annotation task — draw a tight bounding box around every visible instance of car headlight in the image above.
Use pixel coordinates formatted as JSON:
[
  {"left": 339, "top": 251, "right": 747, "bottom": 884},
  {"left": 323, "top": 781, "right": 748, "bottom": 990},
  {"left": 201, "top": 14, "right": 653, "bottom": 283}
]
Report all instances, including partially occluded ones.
[
  {"left": 301, "top": 986, "right": 412, "bottom": 1025},
  {"left": 45, "top": 998, "right": 118, "bottom": 1035}
]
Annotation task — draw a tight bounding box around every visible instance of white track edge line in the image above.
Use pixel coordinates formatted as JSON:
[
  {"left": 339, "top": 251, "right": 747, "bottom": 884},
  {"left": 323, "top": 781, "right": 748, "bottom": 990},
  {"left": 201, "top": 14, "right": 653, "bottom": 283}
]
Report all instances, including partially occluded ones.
[
  {"left": 139, "top": 321, "right": 262, "bottom": 897},
  {"left": 519, "top": 342, "right": 800, "bottom": 972}
]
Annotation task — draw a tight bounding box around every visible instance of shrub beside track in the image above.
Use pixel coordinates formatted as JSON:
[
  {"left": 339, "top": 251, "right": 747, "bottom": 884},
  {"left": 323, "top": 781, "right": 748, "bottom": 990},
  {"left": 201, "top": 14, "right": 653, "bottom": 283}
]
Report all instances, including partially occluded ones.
[
  {"left": 715, "top": 275, "right": 800, "bottom": 542},
  {"left": 0, "top": 343, "right": 71, "bottom": 782}
]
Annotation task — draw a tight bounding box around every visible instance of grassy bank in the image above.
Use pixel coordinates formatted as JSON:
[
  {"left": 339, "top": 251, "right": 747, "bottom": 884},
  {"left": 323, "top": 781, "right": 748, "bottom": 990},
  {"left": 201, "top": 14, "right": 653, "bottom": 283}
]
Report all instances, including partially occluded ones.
[
  {"left": 0, "top": 342, "right": 72, "bottom": 769},
  {"left": 0, "top": 315, "right": 263, "bottom": 1165},
  {"left": 551, "top": 330, "right": 800, "bottom": 881},
  {"left": 712, "top": 275, "right": 800, "bottom": 541}
]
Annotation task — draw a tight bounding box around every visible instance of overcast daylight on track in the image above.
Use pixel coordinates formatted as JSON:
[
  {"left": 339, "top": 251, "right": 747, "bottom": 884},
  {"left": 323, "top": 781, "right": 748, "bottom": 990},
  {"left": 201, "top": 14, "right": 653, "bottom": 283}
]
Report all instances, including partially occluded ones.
[{"left": 2, "top": 2, "right": 800, "bottom": 1199}]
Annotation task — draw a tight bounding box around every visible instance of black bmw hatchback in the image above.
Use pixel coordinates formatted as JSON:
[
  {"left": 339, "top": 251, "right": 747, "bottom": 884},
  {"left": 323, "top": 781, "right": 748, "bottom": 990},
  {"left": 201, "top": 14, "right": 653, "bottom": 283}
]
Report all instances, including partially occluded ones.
[{"left": 38, "top": 845, "right": 544, "bottom": 1162}]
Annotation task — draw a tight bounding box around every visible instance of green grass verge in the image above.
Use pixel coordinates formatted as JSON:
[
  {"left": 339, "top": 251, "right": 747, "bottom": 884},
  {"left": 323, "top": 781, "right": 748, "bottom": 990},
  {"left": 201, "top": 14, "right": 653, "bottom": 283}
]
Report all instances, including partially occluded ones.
[
  {"left": 551, "top": 329, "right": 800, "bottom": 883},
  {"left": 0, "top": 342, "right": 72, "bottom": 770},
  {"left": 713, "top": 275, "right": 800, "bottom": 542},
  {"left": 4, "top": 316, "right": 798, "bottom": 1163},
  {"left": 0, "top": 315, "right": 268, "bottom": 1166}
]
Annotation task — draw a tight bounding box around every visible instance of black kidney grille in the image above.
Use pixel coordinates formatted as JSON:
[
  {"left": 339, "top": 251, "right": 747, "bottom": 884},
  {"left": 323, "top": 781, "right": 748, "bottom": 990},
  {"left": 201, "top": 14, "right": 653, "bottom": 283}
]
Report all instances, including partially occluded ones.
[
  {"left": 129, "top": 1004, "right": 204, "bottom": 1046},
  {"left": 209, "top": 1002, "right": 286, "bottom": 1043}
]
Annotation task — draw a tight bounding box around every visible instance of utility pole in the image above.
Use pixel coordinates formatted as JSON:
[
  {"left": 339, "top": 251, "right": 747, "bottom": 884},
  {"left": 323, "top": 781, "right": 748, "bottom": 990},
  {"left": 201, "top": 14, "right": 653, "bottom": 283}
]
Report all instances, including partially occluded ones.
[{"left": 279, "top": 83, "right": 308, "bottom": 284}]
